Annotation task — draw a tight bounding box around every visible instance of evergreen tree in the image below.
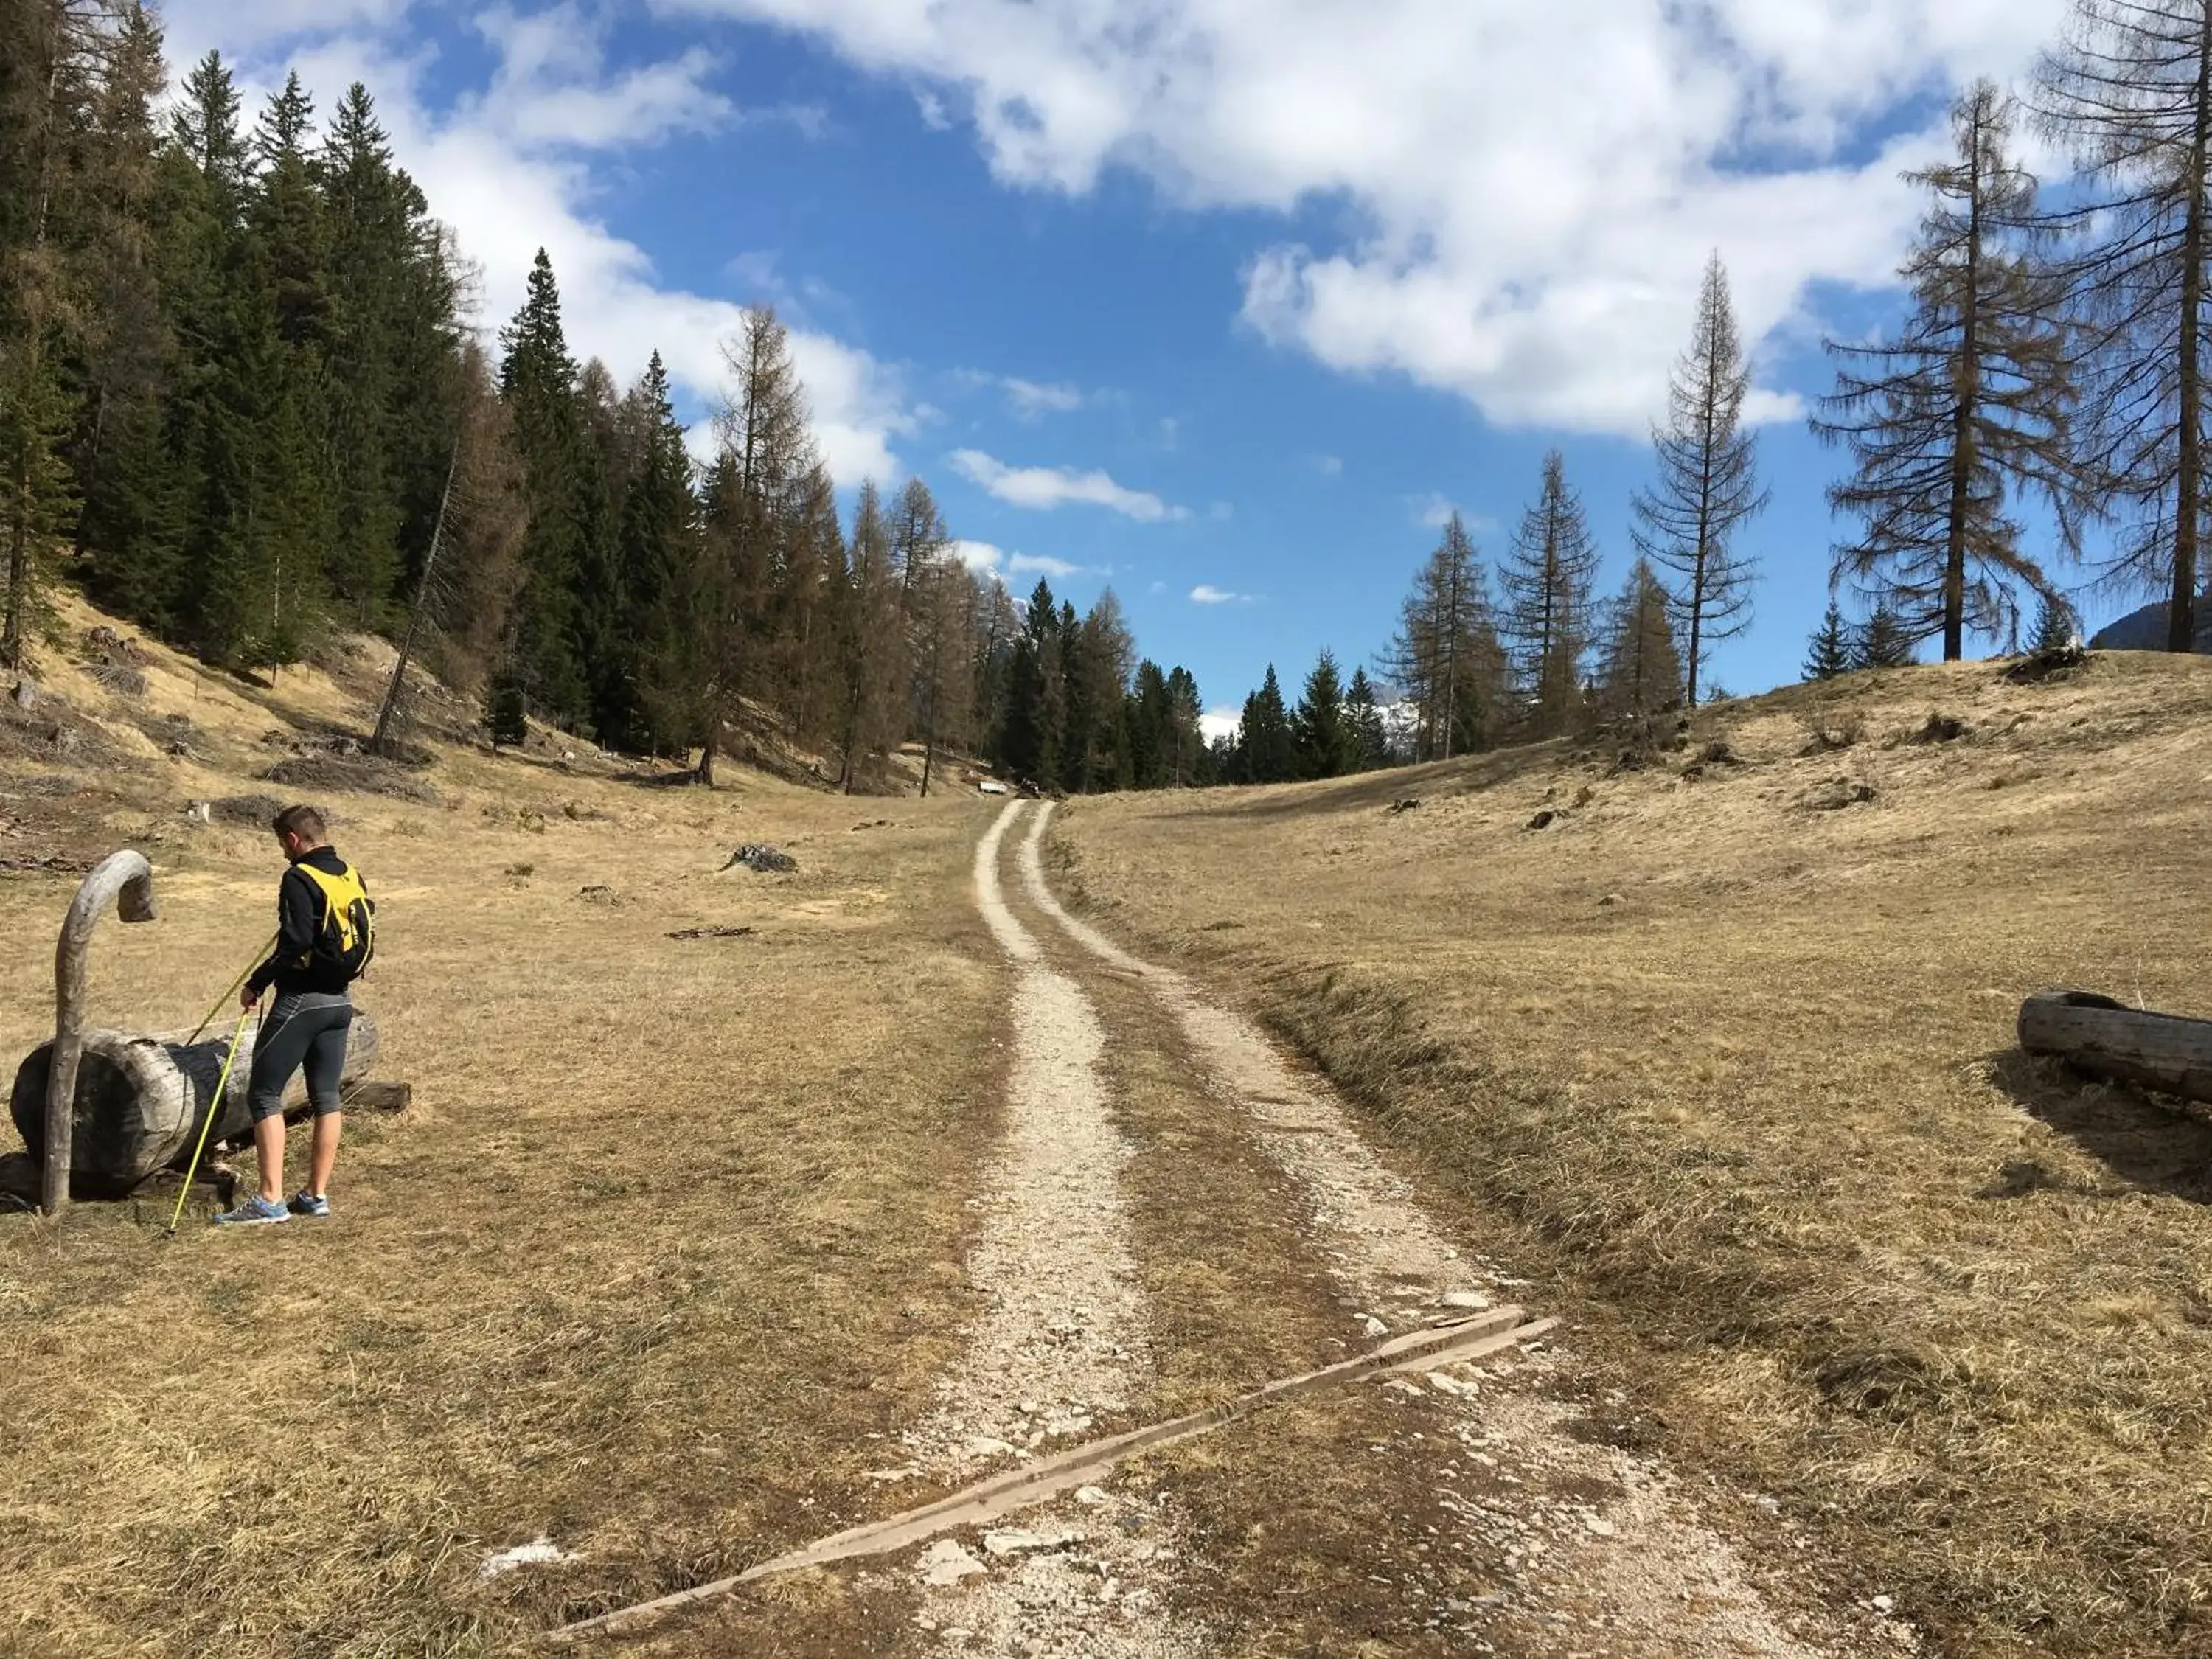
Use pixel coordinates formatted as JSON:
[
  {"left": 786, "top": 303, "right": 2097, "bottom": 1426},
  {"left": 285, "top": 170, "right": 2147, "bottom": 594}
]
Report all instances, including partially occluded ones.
[
  {"left": 1239, "top": 664, "right": 1297, "bottom": 783},
  {"left": 2037, "top": 0, "right": 2212, "bottom": 650},
  {"left": 1380, "top": 512, "right": 1508, "bottom": 759},
  {"left": 998, "top": 577, "right": 1063, "bottom": 787},
  {"left": 1817, "top": 83, "right": 2076, "bottom": 660},
  {"left": 1293, "top": 648, "right": 1360, "bottom": 779},
  {"left": 1855, "top": 605, "right": 1919, "bottom": 669},
  {"left": 605, "top": 351, "right": 693, "bottom": 751},
  {"left": 834, "top": 478, "right": 905, "bottom": 789},
  {"left": 1344, "top": 666, "right": 1389, "bottom": 771},
  {"left": 1804, "top": 601, "right": 1854, "bottom": 681},
  {"left": 2031, "top": 591, "right": 2080, "bottom": 654},
  {"left": 1165, "top": 666, "right": 1203, "bottom": 787},
  {"left": 1632, "top": 252, "right": 1768, "bottom": 703},
  {"left": 1500, "top": 450, "right": 1601, "bottom": 737},
  {"left": 1597, "top": 558, "right": 1683, "bottom": 718},
  {"left": 498, "top": 248, "right": 591, "bottom": 723}
]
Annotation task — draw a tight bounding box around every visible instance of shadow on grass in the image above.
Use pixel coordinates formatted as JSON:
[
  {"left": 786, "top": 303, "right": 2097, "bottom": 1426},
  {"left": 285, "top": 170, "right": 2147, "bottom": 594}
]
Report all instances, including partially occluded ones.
[{"left": 1985, "top": 1049, "right": 2212, "bottom": 1203}]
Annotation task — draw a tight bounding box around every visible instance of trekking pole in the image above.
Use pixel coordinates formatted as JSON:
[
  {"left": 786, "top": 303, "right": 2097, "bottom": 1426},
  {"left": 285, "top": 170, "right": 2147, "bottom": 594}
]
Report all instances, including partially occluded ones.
[
  {"left": 183, "top": 935, "right": 276, "bottom": 1046},
  {"left": 164, "top": 1001, "right": 258, "bottom": 1237}
]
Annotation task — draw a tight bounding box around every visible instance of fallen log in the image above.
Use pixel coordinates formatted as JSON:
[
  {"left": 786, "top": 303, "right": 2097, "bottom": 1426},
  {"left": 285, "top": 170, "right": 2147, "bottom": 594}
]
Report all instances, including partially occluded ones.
[
  {"left": 9, "top": 1013, "right": 380, "bottom": 1198},
  {"left": 2018, "top": 991, "right": 2212, "bottom": 1107}
]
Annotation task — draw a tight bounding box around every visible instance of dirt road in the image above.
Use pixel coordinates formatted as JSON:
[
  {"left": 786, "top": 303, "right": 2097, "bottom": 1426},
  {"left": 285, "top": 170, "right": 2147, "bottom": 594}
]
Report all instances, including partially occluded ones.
[{"left": 883, "top": 801, "right": 1908, "bottom": 1658}]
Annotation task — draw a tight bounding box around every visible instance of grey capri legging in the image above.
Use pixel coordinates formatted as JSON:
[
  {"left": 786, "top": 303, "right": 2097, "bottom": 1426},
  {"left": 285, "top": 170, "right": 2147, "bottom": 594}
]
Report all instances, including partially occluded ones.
[{"left": 247, "top": 994, "right": 355, "bottom": 1121}]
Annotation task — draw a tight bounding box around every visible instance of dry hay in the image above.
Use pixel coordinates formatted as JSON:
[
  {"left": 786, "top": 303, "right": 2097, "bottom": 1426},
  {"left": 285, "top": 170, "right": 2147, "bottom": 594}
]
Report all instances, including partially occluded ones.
[
  {"left": 1050, "top": 649, "right": 2212, "bottom": 1659},
  {"left": 260, "top": 754, "right": 443, "bottom": 805},
  {"left": 0, "top": 600, "right": 1010, "bottom": 1655}
]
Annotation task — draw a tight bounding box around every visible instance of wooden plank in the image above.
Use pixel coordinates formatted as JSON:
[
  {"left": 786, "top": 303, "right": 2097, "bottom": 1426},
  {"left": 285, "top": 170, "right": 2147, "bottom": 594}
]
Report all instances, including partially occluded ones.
[
  {"left": 550, "top": 1311, "right": 1554, "bottom": 1644},
  {"left": 2019, "top": 990, "right": 2212, "bottom": 1106}
]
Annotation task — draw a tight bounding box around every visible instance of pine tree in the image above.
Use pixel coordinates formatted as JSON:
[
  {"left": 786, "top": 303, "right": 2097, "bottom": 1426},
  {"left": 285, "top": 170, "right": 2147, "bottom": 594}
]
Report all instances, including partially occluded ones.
[
  {"left": 70, "top": 1, "right": 184, "bottom": 635},
  {"left": 1632, "top": 252, "right": 1768, "bottom": 703},
  {"left": 1240, "top": 664, "right": 1297, "bottom": 783},
  {"left": 1500, "top": 451, "right": 1601, "bottom": 737},
  {"left": 2031, "top": 591, "right": 2080, "bottom": 653},
  {"left": 1165, "top": 665, "right": 1203, "bottom": 786},
  {"left": 2037, "top": 0, "right": 2212, "bottom": 650},
  {"left": 319, "top": 83, "right": 420, "bottom": 626},
  {"left": 1804, "top": 601, "right": 1854, "bottom": 681},
  {"left": 1344, "top": 666, "right": 1390, "bottom": 771},
  {"left": 1063, "top": 591, "right": 1133, "bottom": 792},
  {"left": 0, "top": 0, "right": 97, "bottom": 669},
  {"left": 1856, "top": 605, "right": 1919, "bottom": 669},
  {"left": 998, "top": 577, "right": 1062, "bottom": 787},
  {"left": 605, "top": 351, "right": 693, "bottom": 751},
  {"left": 1817, "top": 83, "right": 2075, "bottom": 661},
  {"left": 498, "top": 248, "right": 591, "bottom": 723},
  {"left": 834, "top": 478, "right": 905, "bottom": 789},
  {"left": 1293, "top": 649, "right": 1360, "bottom": 779},
  {"left": 1597, "top": 558, "right": 1683, "bottom": 718},
  {"left": 1380, "top": 512, "right": 1507, "bottom": 760}
]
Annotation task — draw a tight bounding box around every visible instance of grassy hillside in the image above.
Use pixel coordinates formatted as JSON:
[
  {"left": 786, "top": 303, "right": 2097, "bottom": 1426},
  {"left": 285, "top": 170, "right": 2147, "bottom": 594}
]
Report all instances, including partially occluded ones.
[
  {"left": 0, "top": 600, "right": 1006, "bottom": 1654},
  {"left": 1050, "top": 650, "right": 2212, "bottom": 1659}
]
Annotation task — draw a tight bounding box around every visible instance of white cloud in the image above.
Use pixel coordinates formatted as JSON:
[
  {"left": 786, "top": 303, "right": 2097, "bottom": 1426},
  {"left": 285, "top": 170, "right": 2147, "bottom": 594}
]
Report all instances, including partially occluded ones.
[
  {"left": 161, "top": 1, "right": 915, "bottom": 485},
  {"left": 1003, "top": 377, "right": 1087, "bottom": 418},
  {"left": 1189, "top": 584, "right": 1248, "bottom": 605},
  {"left": 468, "top": 6, "right": 733, "bottom": 147},
  {"left": 1411, "top": 493, "right": 1460, "bottom": 531},
  {"left": 1200, "top": 704, "right": 1242, "bottom": 742},
  {"left": 949, "top": 541, "right": 1095, "bottom": 582},
  {"left": 1312, "top": 453, "right": 1343, "bottom": 478},
  {"left": 950, "top": 448, "right": 1187, "bottom": 521},
  {"left": 670, "top": 0, "right": 2070, "bottom": 436}
]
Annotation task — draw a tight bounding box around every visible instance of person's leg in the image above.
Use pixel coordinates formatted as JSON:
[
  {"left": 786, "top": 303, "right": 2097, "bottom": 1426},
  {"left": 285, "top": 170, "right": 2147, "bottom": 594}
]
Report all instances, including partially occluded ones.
[
  {"left": 308, "top": 1113, "right": 343, "bottom": 1198},
  {"left": 251, "top": 1113, "right": 287, "bottom": 1204},
  {"left": 243, "top": 997, "right": 312, "bottom": 1203},
  {"left": 301, "top": 1005, "right": 353, "bottom": 1202}
]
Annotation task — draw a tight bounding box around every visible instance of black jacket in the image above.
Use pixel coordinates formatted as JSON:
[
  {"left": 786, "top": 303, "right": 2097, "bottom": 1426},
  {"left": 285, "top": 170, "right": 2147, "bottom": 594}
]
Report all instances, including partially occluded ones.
[{"left": 247, "top": 847, "right": 362, "bottom": 1000}]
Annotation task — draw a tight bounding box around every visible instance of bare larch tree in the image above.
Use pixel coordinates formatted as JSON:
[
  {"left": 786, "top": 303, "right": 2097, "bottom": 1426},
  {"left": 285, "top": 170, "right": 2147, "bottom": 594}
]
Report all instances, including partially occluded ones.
[
  {"left": 1817, "top": 81, "right": 2077, "bottom": 660},
  {"left": 1632, "top": 253, "right": 1769, "bottom": 704},
  {"left": 2036, "top": 0, "right": 2212, "bottom": 650}
]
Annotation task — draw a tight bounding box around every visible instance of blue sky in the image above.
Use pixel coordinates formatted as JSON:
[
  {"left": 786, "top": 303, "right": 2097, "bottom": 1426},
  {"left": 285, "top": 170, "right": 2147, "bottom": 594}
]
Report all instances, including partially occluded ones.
[{"left": 166, "top": 0, "right": 2101, "bottom": 731}]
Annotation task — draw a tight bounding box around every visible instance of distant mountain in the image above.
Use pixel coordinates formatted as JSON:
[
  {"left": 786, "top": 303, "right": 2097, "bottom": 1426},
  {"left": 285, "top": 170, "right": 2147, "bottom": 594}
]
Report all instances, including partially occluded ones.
[{"left": 2090, "top": 593, "right": 2212, "bottom": 653}]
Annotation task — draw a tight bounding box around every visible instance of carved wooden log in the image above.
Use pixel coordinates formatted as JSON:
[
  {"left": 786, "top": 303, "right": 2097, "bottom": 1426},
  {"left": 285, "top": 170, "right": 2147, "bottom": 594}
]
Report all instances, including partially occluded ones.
[
  {"left": 2018, "top": 991, "right": 2212, "bottom": 1107},
  {"left": 10, "top": 1012, "right": 380, "bottom": 1198},
  {"left": 46, "top": 852, "right": 159, "bottom": 1213}
]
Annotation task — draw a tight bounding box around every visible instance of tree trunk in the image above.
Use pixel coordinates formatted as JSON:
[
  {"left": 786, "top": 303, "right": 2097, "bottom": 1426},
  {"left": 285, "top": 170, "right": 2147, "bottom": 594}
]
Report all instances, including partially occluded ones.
[
  {"left": 13, "top": 1012, "right": 382, "bottom": 1198},
  {"left": 2018, "top": 991, "right": 2212, "bottom": 1107},
  {"left": 2174, "top": 24, "right": 2212, "bottom": 653}
]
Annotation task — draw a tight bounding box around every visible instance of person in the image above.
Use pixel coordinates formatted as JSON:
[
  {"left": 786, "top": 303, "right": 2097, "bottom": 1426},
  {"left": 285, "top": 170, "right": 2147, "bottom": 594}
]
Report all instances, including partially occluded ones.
[{"left": 212, "top": 804, "right": 375, "bottom": 1227}]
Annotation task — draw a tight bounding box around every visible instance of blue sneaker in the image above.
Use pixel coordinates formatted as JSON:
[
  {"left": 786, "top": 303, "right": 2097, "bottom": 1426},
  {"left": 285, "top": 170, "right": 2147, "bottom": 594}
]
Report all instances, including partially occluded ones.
[
  {"left": 212, "top": 1194, "right": 291, "bottom": 1227},
  {"left": 288, "top": 1192, "right": 330, "bottom": 1219}
]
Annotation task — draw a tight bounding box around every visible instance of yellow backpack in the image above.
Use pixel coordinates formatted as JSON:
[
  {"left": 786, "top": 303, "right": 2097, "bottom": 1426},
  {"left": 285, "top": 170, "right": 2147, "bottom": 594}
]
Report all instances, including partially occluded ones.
[{"left": 296, "top": 860, "right": 376, "bottom": 981}]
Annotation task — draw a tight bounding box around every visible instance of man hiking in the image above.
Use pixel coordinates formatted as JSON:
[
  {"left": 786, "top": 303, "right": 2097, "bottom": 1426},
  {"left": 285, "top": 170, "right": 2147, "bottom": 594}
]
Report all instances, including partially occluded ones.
[{"left": 212, "top": 804, "right": 375, "bottom": 1227}]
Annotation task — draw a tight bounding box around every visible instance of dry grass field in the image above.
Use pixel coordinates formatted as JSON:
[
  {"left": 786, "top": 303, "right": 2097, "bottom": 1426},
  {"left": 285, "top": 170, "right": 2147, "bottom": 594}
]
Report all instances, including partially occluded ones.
[
  {"left": 1048, "top": 651, "right": 2212, "bottom": 1659},
  {"left": 0, "top": 605, "right": 1006, "bottom": 1655}
]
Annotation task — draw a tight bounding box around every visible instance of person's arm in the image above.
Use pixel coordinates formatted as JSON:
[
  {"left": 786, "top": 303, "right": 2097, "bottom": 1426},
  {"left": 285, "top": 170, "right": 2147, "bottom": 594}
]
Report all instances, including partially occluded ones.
[{"left": 245, "top": 869, "right": 319, "bottom": 1001}]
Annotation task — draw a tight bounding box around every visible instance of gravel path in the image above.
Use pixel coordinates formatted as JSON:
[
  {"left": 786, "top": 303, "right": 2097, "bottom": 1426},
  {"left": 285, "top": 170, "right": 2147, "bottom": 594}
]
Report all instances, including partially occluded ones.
[
  {"left": 900, "top": 803, "right": 1200, "bottom": 1659},
  {"left": 1018, "top": 802, "right": 1904, "bottom": 1659}
]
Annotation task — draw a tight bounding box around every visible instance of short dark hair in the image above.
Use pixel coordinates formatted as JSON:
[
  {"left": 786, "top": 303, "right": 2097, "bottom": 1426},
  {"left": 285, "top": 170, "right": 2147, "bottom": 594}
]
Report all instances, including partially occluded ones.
[{"left": 272, "top": 804, "right": 327, "bottom": 842}]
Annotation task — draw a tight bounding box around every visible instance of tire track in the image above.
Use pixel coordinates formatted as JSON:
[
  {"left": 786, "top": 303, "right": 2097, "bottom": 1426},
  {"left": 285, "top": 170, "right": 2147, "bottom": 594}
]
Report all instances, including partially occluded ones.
[{"left": 898, "top": 801, "right": 1198, "bottom": 1659}]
